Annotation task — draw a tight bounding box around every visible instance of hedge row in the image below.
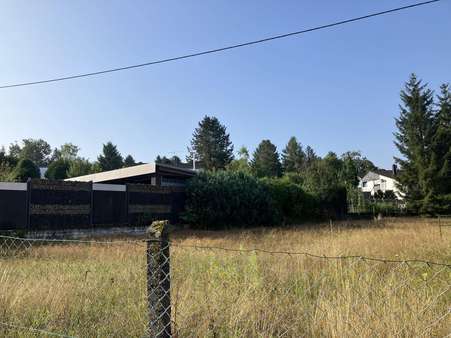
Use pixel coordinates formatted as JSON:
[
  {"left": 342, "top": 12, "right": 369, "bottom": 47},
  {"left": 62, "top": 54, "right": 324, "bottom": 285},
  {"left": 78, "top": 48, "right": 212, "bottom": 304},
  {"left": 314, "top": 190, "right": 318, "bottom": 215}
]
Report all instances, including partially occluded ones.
[{"left": 183, "top": 172, "right": 347, "bottom": 229}]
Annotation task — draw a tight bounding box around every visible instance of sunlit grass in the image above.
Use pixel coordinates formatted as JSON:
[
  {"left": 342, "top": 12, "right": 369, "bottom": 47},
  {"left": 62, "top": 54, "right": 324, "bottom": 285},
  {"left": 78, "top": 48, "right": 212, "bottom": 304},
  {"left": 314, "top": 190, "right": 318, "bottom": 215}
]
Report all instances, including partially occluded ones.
[{"left": 0, "top": 218, "right": 450, "bottom": 337}]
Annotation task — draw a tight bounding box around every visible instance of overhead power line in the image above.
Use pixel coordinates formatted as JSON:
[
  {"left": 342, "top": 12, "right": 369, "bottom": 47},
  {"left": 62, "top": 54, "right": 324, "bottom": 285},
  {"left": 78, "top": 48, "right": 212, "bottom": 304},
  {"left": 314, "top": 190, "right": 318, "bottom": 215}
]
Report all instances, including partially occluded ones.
[{"left": 0, "top": 0, "right": 442, "bottom": 89}]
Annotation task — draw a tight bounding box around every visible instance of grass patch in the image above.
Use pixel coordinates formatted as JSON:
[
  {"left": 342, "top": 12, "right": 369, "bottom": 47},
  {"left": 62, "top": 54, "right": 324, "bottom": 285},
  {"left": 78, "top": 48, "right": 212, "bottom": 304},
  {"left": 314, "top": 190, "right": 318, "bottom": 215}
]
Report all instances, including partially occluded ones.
[{"left": 0, "top": 218, "right": 450, "bottom": 337}]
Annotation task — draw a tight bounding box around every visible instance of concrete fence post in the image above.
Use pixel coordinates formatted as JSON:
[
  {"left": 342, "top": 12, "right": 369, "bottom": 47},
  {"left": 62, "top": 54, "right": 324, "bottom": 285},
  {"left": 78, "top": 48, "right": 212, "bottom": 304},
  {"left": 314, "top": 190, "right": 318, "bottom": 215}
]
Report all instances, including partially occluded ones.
[
  {"left": 438, "top": 215, "right": 442, "bottom": 239},
  {"left": 146, "top": 220, "right": 172, "bottom": 338},
  {"left": 26, "top": 178, "right": 31, "bottom": 231}
]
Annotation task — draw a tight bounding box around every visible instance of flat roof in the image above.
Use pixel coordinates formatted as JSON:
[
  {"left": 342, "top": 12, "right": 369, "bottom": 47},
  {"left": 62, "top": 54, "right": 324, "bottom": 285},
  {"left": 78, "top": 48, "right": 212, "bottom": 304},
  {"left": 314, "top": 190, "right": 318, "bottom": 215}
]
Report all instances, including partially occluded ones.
[{"left": 65, "top": 163, "right": 195, "bottom": 183}]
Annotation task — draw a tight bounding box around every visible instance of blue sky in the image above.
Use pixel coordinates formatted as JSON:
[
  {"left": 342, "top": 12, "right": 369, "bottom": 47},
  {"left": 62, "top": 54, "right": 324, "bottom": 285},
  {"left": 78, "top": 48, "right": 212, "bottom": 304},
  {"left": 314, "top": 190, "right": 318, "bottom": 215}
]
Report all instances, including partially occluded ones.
[{"left": 0, "top": 0, "right": 449, "bottom": 168}]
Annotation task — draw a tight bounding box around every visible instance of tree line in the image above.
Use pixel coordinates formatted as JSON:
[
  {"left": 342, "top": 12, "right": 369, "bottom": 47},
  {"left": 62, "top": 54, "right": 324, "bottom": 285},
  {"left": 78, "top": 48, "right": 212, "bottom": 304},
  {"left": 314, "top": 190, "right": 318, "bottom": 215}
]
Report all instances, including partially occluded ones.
[
  {"left": 165, "top": 74, "right": 450, "bottom": 216},
  {"left": 169, "top": 115, "right": 378, "bottom": 212},
  {"left": 1, "top": 74, "right": 448, "bottom": 216},
  {"left": 0, "top": 141, "right": 138, "bottom": 181}
]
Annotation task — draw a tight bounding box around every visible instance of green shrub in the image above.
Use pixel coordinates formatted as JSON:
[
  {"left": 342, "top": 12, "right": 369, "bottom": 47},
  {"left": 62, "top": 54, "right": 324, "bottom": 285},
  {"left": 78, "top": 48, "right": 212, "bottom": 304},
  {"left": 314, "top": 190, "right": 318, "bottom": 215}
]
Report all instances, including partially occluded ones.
[
  {"left": 45, "top": 159, "right": 70, "bottom": 180},
  {"left": 261, "top": 177, "right": 319, "bottom": 224},
  {"left": 10, "top": 159, "right": 40, "bottom": 182},
  {"left": 183, "top": 171, "right": 276, "bottom": 229}
]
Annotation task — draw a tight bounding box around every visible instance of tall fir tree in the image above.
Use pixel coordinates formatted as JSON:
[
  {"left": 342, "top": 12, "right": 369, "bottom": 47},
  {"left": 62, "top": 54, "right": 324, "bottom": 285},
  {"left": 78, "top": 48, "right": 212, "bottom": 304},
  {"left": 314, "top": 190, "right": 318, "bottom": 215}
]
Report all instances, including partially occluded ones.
[
  {"left": 281, "top": 136, "right": 305, "bottom": 173},
  {"left": 394, "top": 74, "right": 435, "bottom": 212},
  {"left": 424, "top": 84, "right": 451, "bottom": 213},
  {"left": 304, "top": 145, "right": 318, "bottom": 168},
  {"left": 189, "top": 116, "right": 234, "bottom": 170},
  {"left": 98, "top": 142, "right": 123, "bottom": 171},
  {"left": 251, "top": 140, "right": 282, "bottom": 177},
  {"left": 123, "top": 155, "right": 136, "bottom": 167}
]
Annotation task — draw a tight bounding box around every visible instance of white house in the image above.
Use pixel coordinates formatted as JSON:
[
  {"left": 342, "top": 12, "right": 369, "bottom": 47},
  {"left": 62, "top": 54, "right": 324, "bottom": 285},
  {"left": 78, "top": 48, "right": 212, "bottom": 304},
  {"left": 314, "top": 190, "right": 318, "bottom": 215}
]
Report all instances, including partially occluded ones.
[{"left": 358, "top": 166, "right": 404, "bottom": 200}]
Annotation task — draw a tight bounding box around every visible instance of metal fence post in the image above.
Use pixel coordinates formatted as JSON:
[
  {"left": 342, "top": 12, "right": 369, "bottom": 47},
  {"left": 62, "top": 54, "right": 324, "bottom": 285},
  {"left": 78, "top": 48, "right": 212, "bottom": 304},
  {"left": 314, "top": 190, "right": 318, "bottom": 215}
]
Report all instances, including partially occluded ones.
[{"left": 147, "top": 220, "right": 171, "bottom": 338}]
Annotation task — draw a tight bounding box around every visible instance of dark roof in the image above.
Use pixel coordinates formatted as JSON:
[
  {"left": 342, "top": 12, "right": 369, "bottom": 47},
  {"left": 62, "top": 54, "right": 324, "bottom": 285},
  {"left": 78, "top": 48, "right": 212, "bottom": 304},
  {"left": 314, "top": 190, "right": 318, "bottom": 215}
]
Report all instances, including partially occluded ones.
[{"left": 373, "top": 169, "right": 397, "bottom": 179}]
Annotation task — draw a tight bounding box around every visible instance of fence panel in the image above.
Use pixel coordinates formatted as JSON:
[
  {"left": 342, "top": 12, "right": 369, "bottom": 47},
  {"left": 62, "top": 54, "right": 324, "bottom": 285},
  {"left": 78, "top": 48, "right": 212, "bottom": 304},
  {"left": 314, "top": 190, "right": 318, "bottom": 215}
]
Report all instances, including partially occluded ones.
[
  {"left": 30, "top": 180, "right": 91, "bottom": 230},
  {"left": 0, "top": 183, "right": 27, "bottom": 230},
  {"left": 128, "top": 185, "right": 183, "bottom": 225},
  {"left": 92, "top": 184, "right": 128, "bottom": 226}
]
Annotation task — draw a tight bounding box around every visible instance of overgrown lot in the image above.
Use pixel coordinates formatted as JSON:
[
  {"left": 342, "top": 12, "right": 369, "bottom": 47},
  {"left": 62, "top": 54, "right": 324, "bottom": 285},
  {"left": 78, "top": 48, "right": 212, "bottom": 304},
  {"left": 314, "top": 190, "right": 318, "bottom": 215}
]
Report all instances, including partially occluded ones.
[{"left": 0, "top": 218, "right": 450, "bottom": 337}]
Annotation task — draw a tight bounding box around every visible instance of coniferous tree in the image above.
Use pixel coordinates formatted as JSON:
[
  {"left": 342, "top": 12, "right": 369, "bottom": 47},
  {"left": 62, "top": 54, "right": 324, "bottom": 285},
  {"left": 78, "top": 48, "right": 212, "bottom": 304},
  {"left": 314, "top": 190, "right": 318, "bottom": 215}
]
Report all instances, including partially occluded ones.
[
  {"left": 123, "top": 155, "right": 136, "bottom": 167},
  {"left": 281, "top": 137, "right": 305, "bottom": 173},
  {"left": 155, "top": 155, "right": 181, "bottom": 166},
  {"left": 189, "top": 116, "right": 234, "bottom": 170},
  {"left": 251, "top": 140, "right": 282, "bottom": 177},
  {"left": 304, "top": 145, "right": 318, "bottom": 168},
  {"left": 394, "top": 74, "right": 435, "bottom": 212},
  {"left": 98, "top": 142, "right": 123, "bottom": 171},
  {"left": 425, "top": 84, "right": 451, "bottom": 213},
  {"left": 170, "top": 156, "right": 182, "bottom": 166}
]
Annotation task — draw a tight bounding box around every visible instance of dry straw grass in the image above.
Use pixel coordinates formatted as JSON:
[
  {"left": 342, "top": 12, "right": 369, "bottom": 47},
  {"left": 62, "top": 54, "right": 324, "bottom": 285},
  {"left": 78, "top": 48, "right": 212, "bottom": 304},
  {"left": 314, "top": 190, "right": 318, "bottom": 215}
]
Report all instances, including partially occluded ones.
[{"left": 0, "top": 217, "right": 450, "bottom": 337}]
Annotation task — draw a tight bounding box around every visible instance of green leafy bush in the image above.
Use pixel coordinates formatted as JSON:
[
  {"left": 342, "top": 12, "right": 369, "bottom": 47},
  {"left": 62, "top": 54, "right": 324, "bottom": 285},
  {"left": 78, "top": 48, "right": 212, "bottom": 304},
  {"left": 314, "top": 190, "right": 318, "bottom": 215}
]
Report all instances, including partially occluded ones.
[
  {"left": 10, "top": 159, "right": 40, "bottom": 182},
  {"left": 183, "top": 171, "right": 276, "bottom": 229},
  {"left": 184, "top": 171, "right": 346, "bottom": 229},
  {"left": 261, "top": 177, "right": 319, "bottom": 224},
  {"left": 45, "top": 159, "right": 70, "bottom": 180}
]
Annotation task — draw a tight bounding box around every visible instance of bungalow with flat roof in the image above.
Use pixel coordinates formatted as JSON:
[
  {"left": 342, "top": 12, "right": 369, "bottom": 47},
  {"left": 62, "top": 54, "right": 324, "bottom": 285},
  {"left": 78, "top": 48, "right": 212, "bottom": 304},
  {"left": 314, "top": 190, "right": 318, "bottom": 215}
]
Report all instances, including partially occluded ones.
[{"left": 65, "top": 163, "right": 196, "bottom": 186}]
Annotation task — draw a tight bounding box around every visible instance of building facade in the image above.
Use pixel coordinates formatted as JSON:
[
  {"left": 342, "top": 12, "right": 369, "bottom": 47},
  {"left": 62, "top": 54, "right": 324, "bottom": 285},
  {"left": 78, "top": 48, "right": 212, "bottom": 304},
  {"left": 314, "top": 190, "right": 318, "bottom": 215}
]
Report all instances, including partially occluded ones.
[{"left": 358, "top": 167, "right": 404, "bottom": 200}]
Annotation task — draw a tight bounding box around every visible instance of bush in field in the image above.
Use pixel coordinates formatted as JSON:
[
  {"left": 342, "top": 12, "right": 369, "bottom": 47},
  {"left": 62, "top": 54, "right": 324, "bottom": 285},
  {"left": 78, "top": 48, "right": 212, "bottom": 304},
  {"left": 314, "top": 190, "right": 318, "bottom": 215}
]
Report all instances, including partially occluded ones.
[
  {"left": 261, "top": 177, "right": 319, "bottom": 224},
  {"left": 10, "top": 159, "right": 40, "bottom": 182},
  {"left": 45, "top": 159, "right": 70, "bottom": 180},
  {"left": 184, "top": 171, "right": 327, "bottom": 228},
  {"left": 183, "top": 171, "right": 276, "bottom": 229}
]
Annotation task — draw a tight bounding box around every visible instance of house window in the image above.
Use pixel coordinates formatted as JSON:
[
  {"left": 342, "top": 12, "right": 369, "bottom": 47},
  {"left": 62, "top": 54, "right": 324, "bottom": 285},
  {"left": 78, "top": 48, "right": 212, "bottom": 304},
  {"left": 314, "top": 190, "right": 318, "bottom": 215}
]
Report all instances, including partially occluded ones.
[{"left": 362, "top": 182, "right": 367, "bottom": 187}]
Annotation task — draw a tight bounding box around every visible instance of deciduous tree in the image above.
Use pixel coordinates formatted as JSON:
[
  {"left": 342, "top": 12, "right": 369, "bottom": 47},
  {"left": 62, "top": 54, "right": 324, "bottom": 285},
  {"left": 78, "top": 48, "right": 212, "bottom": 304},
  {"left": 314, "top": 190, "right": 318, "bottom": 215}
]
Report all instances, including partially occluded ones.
[
  {"left": 10, "top": 139, "right": 52, "bottom": 167},
  {"left": 10, "top": 159, "right": 40, "bottom": 182}
]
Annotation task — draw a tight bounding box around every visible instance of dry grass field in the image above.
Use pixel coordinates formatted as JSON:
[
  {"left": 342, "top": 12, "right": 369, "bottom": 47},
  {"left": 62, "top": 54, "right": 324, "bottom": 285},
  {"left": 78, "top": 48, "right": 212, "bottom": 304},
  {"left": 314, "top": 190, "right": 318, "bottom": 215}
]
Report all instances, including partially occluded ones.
[{"left": 0, "top": 218, "right": 450, "bottom": 337}]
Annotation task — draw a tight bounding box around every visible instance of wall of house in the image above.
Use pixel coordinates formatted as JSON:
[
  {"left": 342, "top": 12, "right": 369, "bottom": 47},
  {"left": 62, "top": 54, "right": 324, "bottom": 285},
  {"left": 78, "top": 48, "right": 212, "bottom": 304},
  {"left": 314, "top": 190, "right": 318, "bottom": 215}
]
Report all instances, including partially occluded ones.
[{"left": 358, "top": 173, "right": 403, "bottom": 200}]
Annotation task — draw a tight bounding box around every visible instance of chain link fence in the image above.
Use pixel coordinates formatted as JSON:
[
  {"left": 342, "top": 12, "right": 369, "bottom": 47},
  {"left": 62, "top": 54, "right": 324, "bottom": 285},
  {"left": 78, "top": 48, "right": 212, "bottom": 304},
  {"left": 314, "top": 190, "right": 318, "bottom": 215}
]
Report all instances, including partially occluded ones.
[
  {"left": 0, "top": 235, "right": 149, "bottom": 337},
  {"left": 0, "top": 233, "right": 450, "bottom": 337}
]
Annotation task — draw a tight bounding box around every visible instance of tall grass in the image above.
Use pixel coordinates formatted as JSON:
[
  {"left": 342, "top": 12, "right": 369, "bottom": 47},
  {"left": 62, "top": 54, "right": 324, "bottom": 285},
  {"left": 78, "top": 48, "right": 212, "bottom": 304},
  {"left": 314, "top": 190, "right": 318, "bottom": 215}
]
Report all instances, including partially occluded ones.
[{"left": 0, "top": 218, "right": 450, "bottom": 337}]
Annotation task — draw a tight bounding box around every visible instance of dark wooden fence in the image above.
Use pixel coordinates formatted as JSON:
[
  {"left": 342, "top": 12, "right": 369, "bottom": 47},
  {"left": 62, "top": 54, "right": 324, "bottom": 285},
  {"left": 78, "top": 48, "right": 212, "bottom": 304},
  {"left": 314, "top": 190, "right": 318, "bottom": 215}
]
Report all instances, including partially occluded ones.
[{"left": 0, "top": 179, "right": 186, "bottom": 231}]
